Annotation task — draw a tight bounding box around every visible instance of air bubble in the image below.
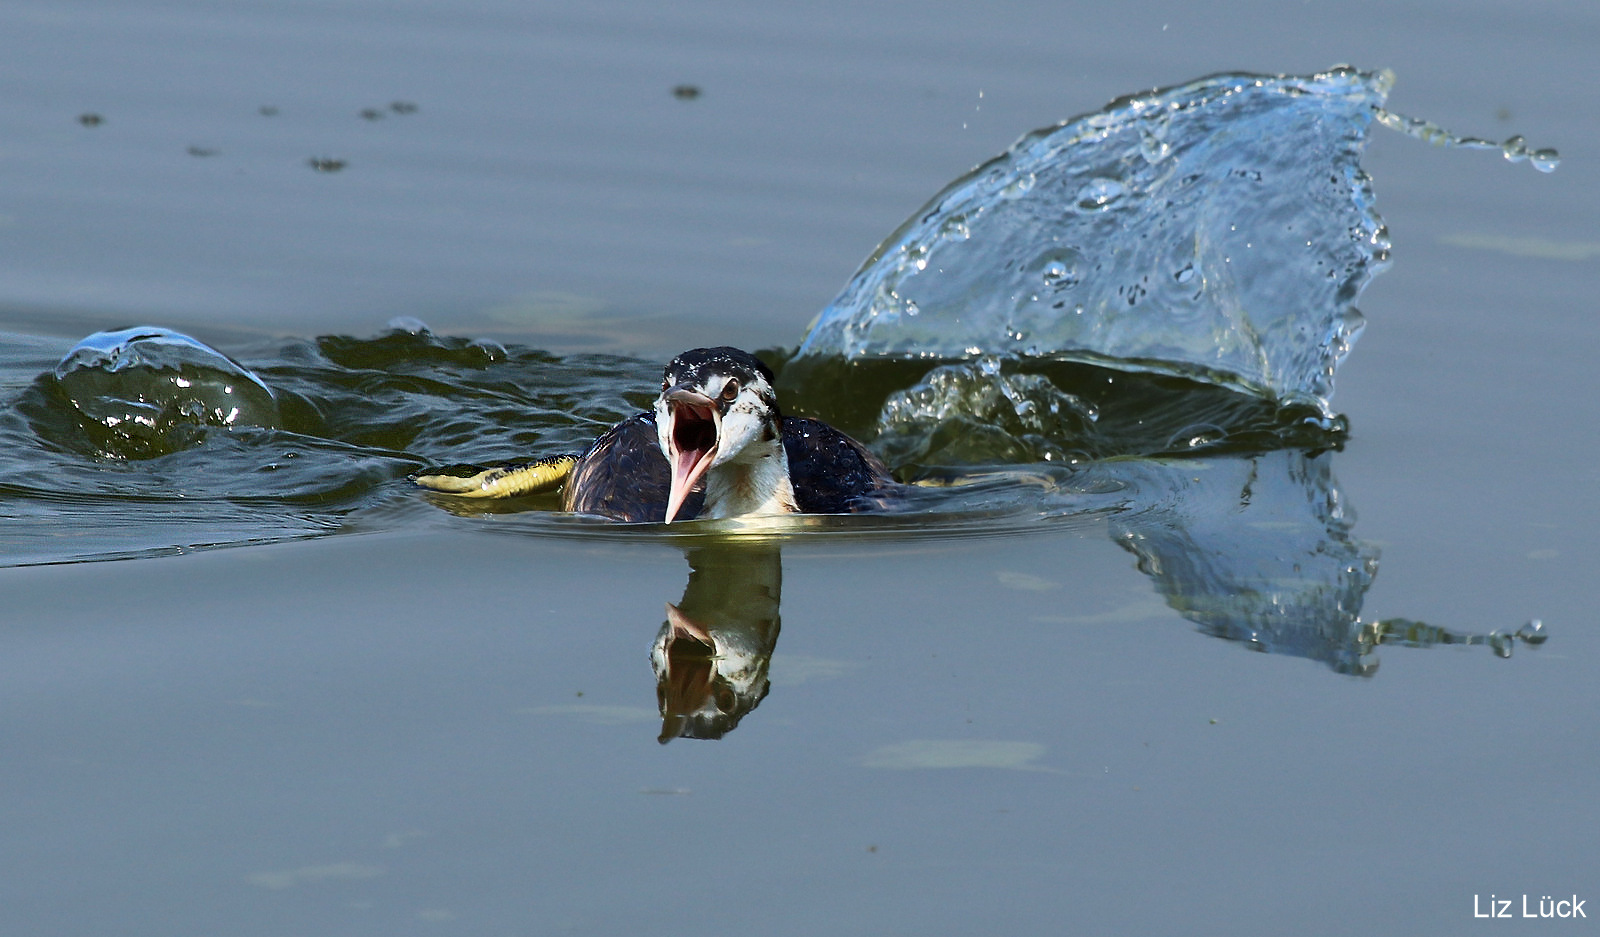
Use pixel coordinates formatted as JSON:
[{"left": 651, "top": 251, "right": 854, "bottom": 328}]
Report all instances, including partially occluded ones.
[{"left": 1042, "top": 260, "right": 1079, "bottom": 288}]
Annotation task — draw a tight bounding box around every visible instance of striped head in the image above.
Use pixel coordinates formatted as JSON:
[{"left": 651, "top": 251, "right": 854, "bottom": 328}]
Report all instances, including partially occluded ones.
[{"left": 653, "top": 347, "right": 784, "bottom": 523}]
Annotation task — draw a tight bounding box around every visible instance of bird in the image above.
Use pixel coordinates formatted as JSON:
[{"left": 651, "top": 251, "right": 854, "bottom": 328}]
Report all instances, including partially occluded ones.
[{"left": 412, "top": 346, "right": 895, "bottom": 523}]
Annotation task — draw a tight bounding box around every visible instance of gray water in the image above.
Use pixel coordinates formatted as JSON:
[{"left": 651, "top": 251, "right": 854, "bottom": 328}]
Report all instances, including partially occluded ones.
[{"left": 3, "top": 2, "right": 1598, "bottom": 935}]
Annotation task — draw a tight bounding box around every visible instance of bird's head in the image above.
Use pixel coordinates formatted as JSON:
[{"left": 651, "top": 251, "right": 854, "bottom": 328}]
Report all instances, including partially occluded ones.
[{"left": 654, "top": 347, "right": 782, "bottom": 523}]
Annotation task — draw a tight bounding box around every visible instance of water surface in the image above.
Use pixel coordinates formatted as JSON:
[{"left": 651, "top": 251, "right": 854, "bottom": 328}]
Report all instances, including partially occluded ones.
[{"left": 3, "top": 2, "right": 1597, "bottom": 935}]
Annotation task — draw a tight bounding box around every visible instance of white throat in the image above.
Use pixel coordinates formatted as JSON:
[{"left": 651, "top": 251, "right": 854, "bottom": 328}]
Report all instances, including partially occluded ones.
[{"left": 701, "top": 436, "right": 797, "bottom": 519}]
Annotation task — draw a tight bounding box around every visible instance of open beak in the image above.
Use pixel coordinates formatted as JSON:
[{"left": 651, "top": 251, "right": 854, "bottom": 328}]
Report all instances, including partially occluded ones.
[
  {"left": 658, "top": 602, "right": 717, "bottom": 743},
  {"left": 663, "top": 386, "right": 720, "bottom": 524}
]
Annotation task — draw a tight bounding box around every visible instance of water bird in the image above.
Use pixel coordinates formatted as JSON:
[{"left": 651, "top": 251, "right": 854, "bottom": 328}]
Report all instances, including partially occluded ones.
[{"left": 413, "top": 346, "right": 894, "bottom": 523}]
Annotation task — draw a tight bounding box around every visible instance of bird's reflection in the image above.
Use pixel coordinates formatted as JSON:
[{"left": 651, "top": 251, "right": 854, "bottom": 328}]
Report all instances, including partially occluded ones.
[
  {"left": 645, "top": 449, "right": 1547, "bottom": 742},
  {"left": 652, "top": 542, "right": 782, "bottom": 743}
]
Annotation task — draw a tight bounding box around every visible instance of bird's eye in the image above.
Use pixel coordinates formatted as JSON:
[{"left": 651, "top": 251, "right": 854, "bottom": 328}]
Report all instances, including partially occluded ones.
[{"left": 719, "top": 379, "right": 740, "bottom": 401}]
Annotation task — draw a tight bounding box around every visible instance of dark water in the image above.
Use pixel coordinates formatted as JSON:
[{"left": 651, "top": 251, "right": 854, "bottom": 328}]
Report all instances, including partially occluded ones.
[{"left": 4, "top": 2, "right": 1598, "bottom": 935}]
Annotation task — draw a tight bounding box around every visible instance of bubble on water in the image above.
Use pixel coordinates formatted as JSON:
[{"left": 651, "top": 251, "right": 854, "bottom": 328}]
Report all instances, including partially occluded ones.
[{"left": 50, "top": 326, "right": 280, "bottom": 459}]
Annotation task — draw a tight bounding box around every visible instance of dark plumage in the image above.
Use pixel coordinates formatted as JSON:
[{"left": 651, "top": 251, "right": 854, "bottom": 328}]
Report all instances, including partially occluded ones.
[
  {"left": 414, "top": 347, "right": 895, "bottom": 522},
  {"left": 565, "top": 347, "right": 894, "bottom": 523},
  {"left": 562, "top": 411, "right": 702, "bottom": 523},
  {"left": 562, "top": 410, "right": 892, "bottom": 522}
]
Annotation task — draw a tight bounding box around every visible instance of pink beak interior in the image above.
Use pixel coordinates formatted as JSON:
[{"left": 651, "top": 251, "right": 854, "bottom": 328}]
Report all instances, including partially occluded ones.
[{"left": 663, "top": 389, "right": 719, "bottom": 523}]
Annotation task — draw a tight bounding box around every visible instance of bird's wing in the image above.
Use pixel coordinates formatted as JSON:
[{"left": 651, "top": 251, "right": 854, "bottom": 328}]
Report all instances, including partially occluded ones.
[
  {"left": 565, "top": 411, "right": 705, "bottom": 522},
  {"left": 781, "top": 416, "right": 897, "bottom": 514}
]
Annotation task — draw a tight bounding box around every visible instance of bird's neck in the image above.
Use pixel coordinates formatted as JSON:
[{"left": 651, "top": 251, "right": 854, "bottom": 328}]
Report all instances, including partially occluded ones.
[{"left": 702, "top": 437, "right": 797, "bottom": 519}]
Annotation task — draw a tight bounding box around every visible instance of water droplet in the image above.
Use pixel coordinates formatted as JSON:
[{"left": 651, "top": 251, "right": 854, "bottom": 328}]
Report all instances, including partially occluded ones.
[
  {"left": 1531, "top": 148, "right": 1560, "bottom": 173},
  {"left": 939, "top": 214, "right": 971, "bottom": 241},
  {"left": 1075, "top": 178, "right": 1125, "bottom": 211},
  {"left": 1042, "top": 260, "right": 1080, "bottom": 288},
  {"left": 1001, "top": 173, "right": 1036, "bottom": 198},
  {"left": 1174, "top": 263, "right": 1195, "bottom": 284},
  {"left": 1140, "top": 132, "right": 1171, "bottom": 163}
]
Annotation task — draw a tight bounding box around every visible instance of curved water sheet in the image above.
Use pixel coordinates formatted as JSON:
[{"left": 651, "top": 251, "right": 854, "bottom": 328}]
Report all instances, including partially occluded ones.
[
  {"left": 789, "top": 67, "right": 1393, "bottom": 412},
  {"left": 47, "top": 326, "right": 282, "bottom": 459}
]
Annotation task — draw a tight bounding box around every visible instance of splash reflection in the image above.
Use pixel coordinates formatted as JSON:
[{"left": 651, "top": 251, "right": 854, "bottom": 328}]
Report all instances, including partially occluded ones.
[
  {"left": 648, "top": 450, "right": 1546, "bottom": 741},
  {"left": 1097, "top": 450, "right": 1545, "bottom": 676}
]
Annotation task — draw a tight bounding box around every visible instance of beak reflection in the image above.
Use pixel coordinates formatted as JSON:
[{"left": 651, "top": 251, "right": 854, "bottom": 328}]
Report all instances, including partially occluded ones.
[{"left": 651, "top": 542, "right": 782, "bottom": 743}]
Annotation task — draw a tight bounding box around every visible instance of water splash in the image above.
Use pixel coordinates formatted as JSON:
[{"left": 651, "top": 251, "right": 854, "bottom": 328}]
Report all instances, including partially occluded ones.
[
  {"left": 790, "top": 67, "right": 1396, "bottom": 412},
  {"left": 862, "top": 355, "right": 1343, "bottom": 471},
  {"left": 46, "top": 326, "right": 280, "bottom": 459},
  {"left": 873, "top": 356, "right": 1098, "bottom": 466},
  {"left": 4, "top": 324, "right": 657, "bottom": 565},
  {"left": 1373, "top": 109, "right": 1560, "bottom": 172}
]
